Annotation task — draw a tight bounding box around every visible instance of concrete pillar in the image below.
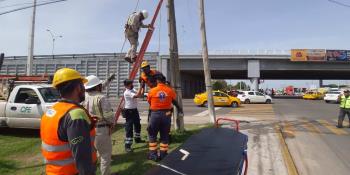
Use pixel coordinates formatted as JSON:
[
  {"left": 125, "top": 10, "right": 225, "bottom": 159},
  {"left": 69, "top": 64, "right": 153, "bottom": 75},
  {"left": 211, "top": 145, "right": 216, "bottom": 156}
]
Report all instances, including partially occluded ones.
[
  {"left": 251, "top": 77, "right": 259, "bottom": 91},
  {"left": 319, "top": 79, "right": 323, "bottom": 87},
  {"left": 248, "top": 60, "right": 260, "bottom": 91}
]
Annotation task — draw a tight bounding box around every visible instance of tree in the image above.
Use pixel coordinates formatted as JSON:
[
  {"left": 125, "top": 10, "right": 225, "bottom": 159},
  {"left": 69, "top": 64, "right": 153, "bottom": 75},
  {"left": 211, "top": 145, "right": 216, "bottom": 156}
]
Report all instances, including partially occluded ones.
[
  {"left": 233, "top": 81, "right": 250, "bottom": 90},
  {"left": 212, "top": 80, "right": 228, "bottom": 91}
]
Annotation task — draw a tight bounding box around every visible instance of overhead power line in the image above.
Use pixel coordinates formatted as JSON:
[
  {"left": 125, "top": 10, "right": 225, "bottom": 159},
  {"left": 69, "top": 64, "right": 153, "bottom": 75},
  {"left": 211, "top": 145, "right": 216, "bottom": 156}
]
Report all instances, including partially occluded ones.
[
  {"left": 0, "top": 0, "right": 57, "bottom": 9},
  {"left": 328, "top": 0, "right": 350, "bottom": 8},
  {"left": 0, "top": 0, "right": 67, "bottom": 16}
]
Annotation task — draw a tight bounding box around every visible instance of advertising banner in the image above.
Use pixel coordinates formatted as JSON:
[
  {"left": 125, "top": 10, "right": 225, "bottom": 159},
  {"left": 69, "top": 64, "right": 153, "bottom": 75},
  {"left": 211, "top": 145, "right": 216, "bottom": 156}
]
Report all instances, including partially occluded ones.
[
  {"left": 326, "top": 50, "right": 349, "bottom": 61},
  {"left": 306, "top": 49, "right": 326, "bottom": 61},
  {"left": 291, "top": 49, "right": 307, "bottom": 61}
]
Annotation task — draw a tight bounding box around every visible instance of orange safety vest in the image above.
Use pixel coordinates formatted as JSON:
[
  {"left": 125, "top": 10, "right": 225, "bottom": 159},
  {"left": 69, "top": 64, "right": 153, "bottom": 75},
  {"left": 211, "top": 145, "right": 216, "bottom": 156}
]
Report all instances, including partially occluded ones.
[
  {"left": 140, "top": 70, "right": 158, "bottom": 88},
  {"left": 147, "top": 83, "right": 176, "bottom": 110},
  {"left": 40, "top": 102, "right": 97, "bottom": 175}
]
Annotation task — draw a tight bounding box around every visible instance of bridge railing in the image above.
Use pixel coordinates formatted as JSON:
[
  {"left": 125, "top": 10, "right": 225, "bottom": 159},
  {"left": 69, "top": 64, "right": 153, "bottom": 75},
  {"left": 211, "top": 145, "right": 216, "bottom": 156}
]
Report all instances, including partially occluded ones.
[{"left": 183, "top": 49, "right": 291, "bottom": 55}]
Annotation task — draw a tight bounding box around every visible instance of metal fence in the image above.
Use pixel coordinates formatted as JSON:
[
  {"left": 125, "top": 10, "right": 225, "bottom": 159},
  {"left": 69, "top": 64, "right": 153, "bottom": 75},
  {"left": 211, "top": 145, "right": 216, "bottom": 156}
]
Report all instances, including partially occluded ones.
[{"left": 0, "top": 53, "right": 159, "bottom": 97}]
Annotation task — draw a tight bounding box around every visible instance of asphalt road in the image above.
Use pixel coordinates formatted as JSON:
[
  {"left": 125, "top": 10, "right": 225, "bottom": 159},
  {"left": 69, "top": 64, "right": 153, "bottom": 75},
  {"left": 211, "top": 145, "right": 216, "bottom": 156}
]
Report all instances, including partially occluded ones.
[
  {"left": 104, "top": 98, "right": 350, "bottom": 174},
  {"left": 273, "top": 99, "right": 350, "bottom": 175}
]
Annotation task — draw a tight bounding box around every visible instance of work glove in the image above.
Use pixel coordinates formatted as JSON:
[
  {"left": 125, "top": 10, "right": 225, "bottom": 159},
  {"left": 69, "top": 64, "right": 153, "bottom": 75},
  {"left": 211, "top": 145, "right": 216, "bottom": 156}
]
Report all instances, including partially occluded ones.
[
  {"left": 148, "top": 24, "right": 154, "bottom": 31},
  {"left": 178, "top": 111, "right": 184, "bottom": 117},
  {"left": 108, "top": 73, "right": 116, "bottom": 82}
]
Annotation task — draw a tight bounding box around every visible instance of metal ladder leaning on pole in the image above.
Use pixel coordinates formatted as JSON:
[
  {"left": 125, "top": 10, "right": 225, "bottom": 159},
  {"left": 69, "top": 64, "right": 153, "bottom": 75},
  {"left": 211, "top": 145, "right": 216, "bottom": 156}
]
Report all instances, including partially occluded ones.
[{"left": 114, "top": 0, "right": 164, "bottom": 124}]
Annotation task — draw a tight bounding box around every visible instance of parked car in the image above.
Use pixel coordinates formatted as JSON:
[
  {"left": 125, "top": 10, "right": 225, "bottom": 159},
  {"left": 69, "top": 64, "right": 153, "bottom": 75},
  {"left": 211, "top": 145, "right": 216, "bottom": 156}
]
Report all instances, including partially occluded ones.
[
  {"left": 240, "top": 91, "right": 273, "bottom": 104},
  {"left": 193, "top": 90, "right": 241, "bottom": 108},
  {"left": 324, "top": 91, "right": 342, "bottom": 103},
  {"left": 303, "top": 91, "right": 324, "bottom": 100},
  {"left": 0, "top": 84, "right": 59, "bottom": 129}
]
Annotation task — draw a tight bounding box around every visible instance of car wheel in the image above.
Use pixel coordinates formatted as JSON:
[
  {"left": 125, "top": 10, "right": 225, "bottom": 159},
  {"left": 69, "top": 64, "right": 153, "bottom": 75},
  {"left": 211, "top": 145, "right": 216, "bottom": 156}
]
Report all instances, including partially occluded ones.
[
  {"left": 325, "top": 100, "right": 330, "bottom": 103},
  {"left": 244, "top": 99, "right": 250, "bottom": 104},
  {"left": 231, "top": 102, "right": 238, "bottom": 108},
  {"left": 202, "top": 101, "right": 208, "bottom": 107},
  {"left": 265, "top": 99, "right": 272, "bottom": 104}
]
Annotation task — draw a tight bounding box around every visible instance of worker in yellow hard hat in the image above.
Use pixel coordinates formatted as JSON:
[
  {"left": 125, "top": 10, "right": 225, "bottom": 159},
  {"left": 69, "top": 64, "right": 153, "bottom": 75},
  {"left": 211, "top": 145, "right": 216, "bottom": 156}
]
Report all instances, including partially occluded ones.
[
  {"left": 139, "top": 60, "right": 160, "bottom": 89},
  {"left": 40, "top": 68, "right": 97, "bottom": 175}
]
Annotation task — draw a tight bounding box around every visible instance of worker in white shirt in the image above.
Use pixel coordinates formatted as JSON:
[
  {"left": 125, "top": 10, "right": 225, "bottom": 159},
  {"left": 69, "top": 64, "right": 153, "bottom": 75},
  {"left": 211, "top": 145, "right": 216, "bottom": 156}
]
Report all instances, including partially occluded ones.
[{"left": 123, "top": 79, "right": 145, "bottom": 152}]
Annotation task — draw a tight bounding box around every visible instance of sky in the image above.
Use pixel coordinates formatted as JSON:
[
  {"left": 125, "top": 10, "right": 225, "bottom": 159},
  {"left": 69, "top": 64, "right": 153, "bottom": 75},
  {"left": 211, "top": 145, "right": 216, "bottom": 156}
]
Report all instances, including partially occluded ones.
[{"left": 1, "top": 0, "right": 350, "bottom": 88}]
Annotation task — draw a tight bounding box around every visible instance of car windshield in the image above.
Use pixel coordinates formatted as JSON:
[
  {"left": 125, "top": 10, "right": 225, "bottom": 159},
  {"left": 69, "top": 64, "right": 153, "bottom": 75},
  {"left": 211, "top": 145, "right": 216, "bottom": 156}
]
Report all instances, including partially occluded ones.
[
  {"left": 327, "top": 91, "right": 341, "bottom": 94},
  {"left": 38, "top": 87, "right": 60, "bottom": 103}
]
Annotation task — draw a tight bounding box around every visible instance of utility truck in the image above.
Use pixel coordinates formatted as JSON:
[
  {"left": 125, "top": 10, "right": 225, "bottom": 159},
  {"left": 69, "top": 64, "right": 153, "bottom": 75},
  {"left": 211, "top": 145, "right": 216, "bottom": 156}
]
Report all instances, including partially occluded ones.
[{"left": 0, "top": 75, "right": 58, "bottom": 129}]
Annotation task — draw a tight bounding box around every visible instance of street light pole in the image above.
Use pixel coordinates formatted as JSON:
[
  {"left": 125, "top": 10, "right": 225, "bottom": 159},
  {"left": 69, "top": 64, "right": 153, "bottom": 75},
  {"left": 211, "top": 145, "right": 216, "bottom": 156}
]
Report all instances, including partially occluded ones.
[
  {"left": 46, "top": 29, "right": 62, "bottom": 55},
  {"left": 27, "top": 0, "right": 37, "bottom": 75}
]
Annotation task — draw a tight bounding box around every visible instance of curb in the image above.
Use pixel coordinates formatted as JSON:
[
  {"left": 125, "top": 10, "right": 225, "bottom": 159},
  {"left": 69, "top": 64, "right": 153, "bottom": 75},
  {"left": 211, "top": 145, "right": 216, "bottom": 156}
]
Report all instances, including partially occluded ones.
[{"left": 275, "top": 124, "right": 299, "bottom": 175}]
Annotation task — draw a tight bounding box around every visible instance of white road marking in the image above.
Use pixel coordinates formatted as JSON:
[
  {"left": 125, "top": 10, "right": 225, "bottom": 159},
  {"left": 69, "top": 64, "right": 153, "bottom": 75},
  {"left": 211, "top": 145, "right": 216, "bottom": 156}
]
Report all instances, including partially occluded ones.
[
  {"left": 179, "top": 149, "right": 190, "bottom": 160},
  {"left": 157, "top": 163, "right": 187, "bottom": 175},
  {"left": 193, "top": 107, "right": 222, "bottom": 117}
]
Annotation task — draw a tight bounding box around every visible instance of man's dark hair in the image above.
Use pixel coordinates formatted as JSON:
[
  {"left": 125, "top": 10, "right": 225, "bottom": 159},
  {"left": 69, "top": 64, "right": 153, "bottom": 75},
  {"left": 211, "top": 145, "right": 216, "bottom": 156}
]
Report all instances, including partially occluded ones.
[
  {"left": 154, "top": 73, "right": 166, "bottom": 83},
  {"left": 56, "top": 79, "right": 82, "bottom": 97},
  {"left": 124, "top": 79, "right": 133, "bottom": 86}
]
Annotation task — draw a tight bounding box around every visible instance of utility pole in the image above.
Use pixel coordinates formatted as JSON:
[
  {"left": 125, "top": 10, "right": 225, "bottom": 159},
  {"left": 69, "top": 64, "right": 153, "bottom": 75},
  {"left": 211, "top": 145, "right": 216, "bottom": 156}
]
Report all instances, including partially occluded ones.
[
  {"left": 199, "top": 0, "right": 215, "bottom": 123},
  {"left": 27, "top": 0, "right": 37, "bottom": 75},
  {"left": 167, "top": 0, "right": 184, "bottom": 131},
  {"left": 0, "top": 53, "right": 4, "bottom": 71}
]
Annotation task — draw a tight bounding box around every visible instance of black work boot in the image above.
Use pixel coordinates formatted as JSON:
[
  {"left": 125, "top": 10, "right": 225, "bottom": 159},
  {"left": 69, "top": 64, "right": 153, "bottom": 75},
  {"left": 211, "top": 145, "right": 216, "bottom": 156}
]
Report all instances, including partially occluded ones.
[
  {"left": 135, "top": 137, "right": 145, "bottom": 143},
  {"left": 147, "top": 151, "right": 159, "bottom": 162},
  {"left": 125, "top": 144, "right": 133, "bottom": 153},
  {"left": 124, "top": 57, "right": 133, "bottom": 63},
  {"left": 159, "top": 151, "right": 168, "bottom": 160},
  {"left": 336, "top": 124, "right": 343, "bottom": 128}
]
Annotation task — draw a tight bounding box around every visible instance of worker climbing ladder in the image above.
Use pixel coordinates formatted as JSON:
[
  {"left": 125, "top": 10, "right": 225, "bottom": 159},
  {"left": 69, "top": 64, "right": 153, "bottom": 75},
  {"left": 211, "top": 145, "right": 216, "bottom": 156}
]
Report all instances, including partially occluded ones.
[{"left": 114, "top": 0, "right": 164, "bottom": 124}]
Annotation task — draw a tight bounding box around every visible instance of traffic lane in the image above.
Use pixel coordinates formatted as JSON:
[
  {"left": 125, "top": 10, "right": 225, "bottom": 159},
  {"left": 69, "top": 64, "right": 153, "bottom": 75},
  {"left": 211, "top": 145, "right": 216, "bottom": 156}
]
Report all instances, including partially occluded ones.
[
  {"left": 272, "top": 98, "right": 339, "bottom": 120},
  {"left": 273, "top": 99, "right": 350, "bottom": 175}
]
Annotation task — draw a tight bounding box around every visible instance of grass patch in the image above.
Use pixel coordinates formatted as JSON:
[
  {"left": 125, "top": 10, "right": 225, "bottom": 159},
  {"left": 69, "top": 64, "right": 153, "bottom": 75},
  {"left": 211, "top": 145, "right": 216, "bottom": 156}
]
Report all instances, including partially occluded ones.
[
  {"left": 0, "top": 128, "right": 44, "bottom": 175},
  {"left": 0, "top": 124, "right": 210, "bottom": 175}
]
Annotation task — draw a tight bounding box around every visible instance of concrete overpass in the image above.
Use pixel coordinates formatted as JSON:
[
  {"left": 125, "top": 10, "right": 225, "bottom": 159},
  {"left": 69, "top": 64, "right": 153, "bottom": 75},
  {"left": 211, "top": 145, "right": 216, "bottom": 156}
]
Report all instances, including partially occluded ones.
[
  {"left": 2, "top": 53, "right": 350, "bottom": 98},
  {"left": 160, "top": 55, "right": 350, "bottom": 98}
]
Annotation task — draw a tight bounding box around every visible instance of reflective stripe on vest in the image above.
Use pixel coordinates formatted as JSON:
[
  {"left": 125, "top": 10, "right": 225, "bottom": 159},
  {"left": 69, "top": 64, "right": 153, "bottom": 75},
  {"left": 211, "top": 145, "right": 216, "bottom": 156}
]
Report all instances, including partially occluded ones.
[
  {"left": 42, "top": 141, "right": 70, "bottom": 152},
  {"left": 44, "top": 157, "right": 74, "bottom": 166}
]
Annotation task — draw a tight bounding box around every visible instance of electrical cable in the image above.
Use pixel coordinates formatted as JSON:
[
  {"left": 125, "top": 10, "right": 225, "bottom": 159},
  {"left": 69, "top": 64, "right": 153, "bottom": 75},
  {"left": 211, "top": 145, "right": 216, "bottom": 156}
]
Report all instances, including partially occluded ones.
[
  {"left": 328, "top": 0, "right": 350, "bottom": 8},
  {"left": 0, "top": 0, "right": 57, "bottom": 9},
  {"left": 134, "top": 0, "right": 140, "bottom": 12},
  {"left": 0, "top": 0, "right": 67, "bottom": 16}
]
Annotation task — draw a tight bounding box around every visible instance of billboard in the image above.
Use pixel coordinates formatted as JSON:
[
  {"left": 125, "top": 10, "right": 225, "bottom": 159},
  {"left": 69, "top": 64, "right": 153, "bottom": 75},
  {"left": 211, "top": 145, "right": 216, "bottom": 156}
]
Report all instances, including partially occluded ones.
[
  {"left": 291, "top": 49, "right": 307, "bottom": 61},
  {"left": 291, "top": 49, "right": 326, "bottom": 61},
  {"left": 306, "top": 49, "right": 326, "bottom": 61},
  {"left": 326, "top": 50, "right": 349, "bottom": 61}
]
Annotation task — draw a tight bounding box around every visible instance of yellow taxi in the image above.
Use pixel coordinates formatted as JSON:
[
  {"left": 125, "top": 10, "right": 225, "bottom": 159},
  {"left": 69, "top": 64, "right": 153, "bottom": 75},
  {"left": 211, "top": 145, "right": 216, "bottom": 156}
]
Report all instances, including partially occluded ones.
[
  {"left": 193, "top": 90, "right": 241, "bottom": 108},
  {"left": 303, "top": 91, "right": 324, "bottom": 100}
]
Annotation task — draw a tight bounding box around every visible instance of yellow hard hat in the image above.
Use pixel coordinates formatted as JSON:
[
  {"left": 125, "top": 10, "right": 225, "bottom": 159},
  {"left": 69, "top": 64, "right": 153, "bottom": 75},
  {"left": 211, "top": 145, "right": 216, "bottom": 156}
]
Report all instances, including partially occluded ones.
[
  {"left": 52, "top": 68, "right": 87, "bottom": 88},
  {"left": 141, "top": 61, "right": 150, "bottom": 68}
]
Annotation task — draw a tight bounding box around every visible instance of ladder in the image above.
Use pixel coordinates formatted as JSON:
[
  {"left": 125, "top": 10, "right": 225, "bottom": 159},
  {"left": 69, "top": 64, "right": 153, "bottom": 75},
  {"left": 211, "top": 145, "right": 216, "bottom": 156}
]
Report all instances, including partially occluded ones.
[{"left": 114, "top": 0, "right": 164, "bottom": 124}]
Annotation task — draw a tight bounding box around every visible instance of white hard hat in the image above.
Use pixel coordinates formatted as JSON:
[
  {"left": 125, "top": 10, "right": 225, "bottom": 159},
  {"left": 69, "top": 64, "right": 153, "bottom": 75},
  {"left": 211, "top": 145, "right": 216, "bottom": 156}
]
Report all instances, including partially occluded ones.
[
  {"left": 84, "top": 75, "right": 103, "bottom": 90},
  {"left": 141, "top": 10, "right": 148, "bottom": 19}
]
